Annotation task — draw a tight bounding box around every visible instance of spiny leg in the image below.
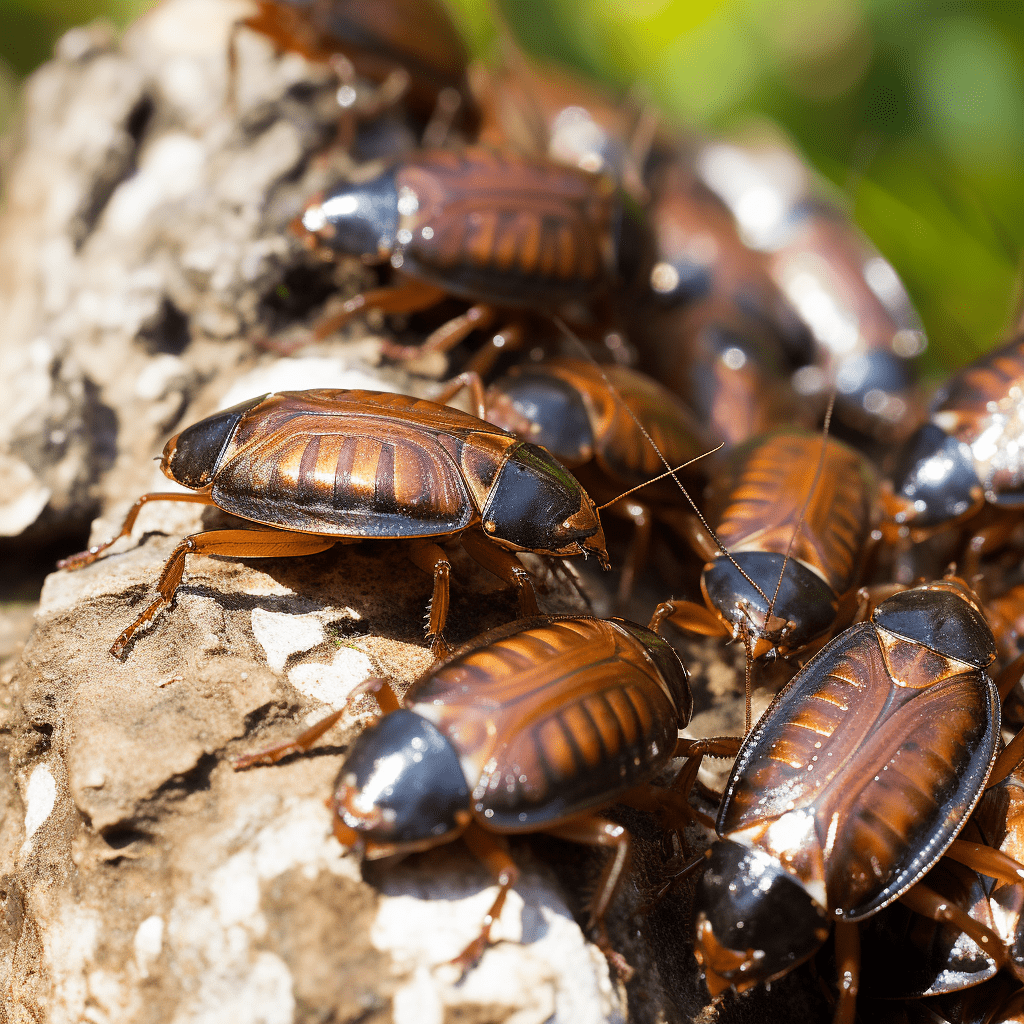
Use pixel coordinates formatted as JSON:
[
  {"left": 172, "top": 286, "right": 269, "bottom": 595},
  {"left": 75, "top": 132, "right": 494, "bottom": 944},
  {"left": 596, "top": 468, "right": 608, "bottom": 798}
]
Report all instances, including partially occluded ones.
[
  {"left": 649, "top": 599, "right": 726, "bottom": 639},
  {"left": 460, "top": 529, "right": 539, "bottom": 618},
  {"left": 405, "top": 540, "right": 453, "bottom": 659},
  {"left": 453, "top": 822, "right": 520, "bottom": 974},
  {"left": 604, "top": 498, "right": 652, "bottom": 614},
  {"left": 111, "top": 528, "right": 338, "bottom": 658},
  {"left": 58, "top": 492, "right": 217, "bottom": 570},
  {"left": 944, "top": 838, "right": 1024, "bottom": 887}
]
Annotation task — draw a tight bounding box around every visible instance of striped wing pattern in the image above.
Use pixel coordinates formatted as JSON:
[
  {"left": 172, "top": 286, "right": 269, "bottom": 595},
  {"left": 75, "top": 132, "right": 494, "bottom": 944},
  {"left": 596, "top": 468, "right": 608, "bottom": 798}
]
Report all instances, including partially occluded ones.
[
  {"left": 936, "top": 337, "right": 1024, "bottom": 427},
  {"left": 722, "top": 624, "right": 996, "bottom": 917},
  {"left": 210, "top": 391, "right": 506, "bottom": 536},
  {"left": 714, "top": 432, "right": 872, "bottom": 593},
  {"left": 408, "top": 618, "right": 683, "bottom": 830},
  {"left": 398, "top": 149, "right": 616, "bottom": 305}
]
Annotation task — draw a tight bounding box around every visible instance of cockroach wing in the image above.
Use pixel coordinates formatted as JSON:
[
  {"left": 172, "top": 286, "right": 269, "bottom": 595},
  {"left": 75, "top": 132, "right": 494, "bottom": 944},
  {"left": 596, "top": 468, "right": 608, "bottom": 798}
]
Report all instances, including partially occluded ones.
[
  {"left": 396, "top": 149, "right": 616, "bottom": 307},
  {"left": 210, "top": 393, "right": 483, "bottom": 536},
  {"left": 407, "top": 617, "right": 688, "bottom": 830},
  {"left": 720, "top": 623, "right": 999, "bottom": 919}
]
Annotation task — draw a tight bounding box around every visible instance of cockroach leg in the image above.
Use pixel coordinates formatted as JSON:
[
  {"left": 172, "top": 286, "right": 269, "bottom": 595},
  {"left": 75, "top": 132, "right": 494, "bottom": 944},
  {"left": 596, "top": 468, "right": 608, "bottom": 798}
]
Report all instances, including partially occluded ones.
[
  {"left": 406, "top": 539, "right": 452, "bottom": 658},
  {"left": 57, "top": 492, "right": 217, "bottom": 570},
  {"left": 313, "top": 279, "right": 447, "bottom": 342},
  {"left": 987, "top": 724, "right": 1024, "bottom": 787},
  {"left": 461, "top": 322, "right": 524, "bottom": 379},
  {"left": 899, "top": 881, "right": 1017, "bottom": 977},
  {"left": 995, "top": 649, "right": 1024, "bottom": 701},
  {"left": 451, "top": 822, "right": 520, "bottom": 974},
  {"left": 382, "top": 303, "right": 497, "bottom": 362},
  {"left": 234, "top": 707, "right": 347, "bottom": 770},
  {"left": 832, "top": 921, "right": 860, "bottom": 1024},
  {"left": 435, "top": 371, "right": 488, "bottom": 420},
  {"left": 543, "top": 814, "right": 633, "bottom": 979},
  {"left": 111, "top": 528, "right": 338, "bottom": 658},
  {"left": 649, "top": 600, "right": 726, "bottom": 639},
  {"left": 943, "top": 838, "right": 1024, "bottom": 886},
  {"left": 232, "top": 677, "right": 402, "bottom": 770},
  {"left": 604, "top": 498, "right": 652, "bottom": 613},
  {"left": 459, "top": 529, "right": 539, "bottom": 618}
]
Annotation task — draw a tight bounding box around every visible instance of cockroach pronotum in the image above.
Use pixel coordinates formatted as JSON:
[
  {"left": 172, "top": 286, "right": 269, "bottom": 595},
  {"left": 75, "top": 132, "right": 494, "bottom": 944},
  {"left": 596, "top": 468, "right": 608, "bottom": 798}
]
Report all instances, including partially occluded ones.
[
  {"left": 453, "top": 356, "right": 710, "bottom": 604},
  {"left": 231, "top": 0, "right": 477, "bottom": 140},
  {"left": 293, "top": 146, "right": 622, "bottom": 360},
  {"left": 651, "top": 427, "right": 877, "bottom": 667},
  {"left": 57, "top": 390, "right": 608, "bottom": 659},
  {"left": 693, "top": 576, "right": 1024, "bottom": 1024},
  {"left": 881, "top": 333, "right": 1024, "bottom": 574},
  {"left": 232, "top": 613, "right": 732, "bottom": 974}
]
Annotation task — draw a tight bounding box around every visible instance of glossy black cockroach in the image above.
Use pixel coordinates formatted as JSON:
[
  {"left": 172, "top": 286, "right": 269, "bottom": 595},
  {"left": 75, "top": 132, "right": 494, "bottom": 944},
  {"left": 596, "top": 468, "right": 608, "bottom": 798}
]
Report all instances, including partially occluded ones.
[
  {"left": 293, "top": 146, "right": 623, "bottom": 361},
  {"left": 231, "top": 0, "right": 477, "bottom": 140},
  {"left": 693, "top": 577, "right": 1024, "bottom": 1024},
  {"left": 58, "top": 390, "right": 608, "bottom": 659},
  {"left": 696, "top": 137, "right": 926, "bottom": 441},
  {"left": 233, "top": 612, "right": 734, "bottom": 972},
  {"left": 881, "top": 333, "right": 1024, "bottom": 574}
]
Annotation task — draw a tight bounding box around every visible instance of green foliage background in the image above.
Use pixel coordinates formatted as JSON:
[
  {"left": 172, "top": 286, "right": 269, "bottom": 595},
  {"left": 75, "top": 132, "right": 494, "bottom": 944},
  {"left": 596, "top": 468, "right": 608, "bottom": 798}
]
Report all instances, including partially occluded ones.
[{"left": 3, "top": 0, "right": 1023, "bottom": 375}]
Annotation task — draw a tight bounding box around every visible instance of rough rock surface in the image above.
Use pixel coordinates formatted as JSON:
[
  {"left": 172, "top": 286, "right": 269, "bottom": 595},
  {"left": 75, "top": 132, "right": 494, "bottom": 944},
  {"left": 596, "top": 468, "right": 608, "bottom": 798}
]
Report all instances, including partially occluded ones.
[{"left": 0, "top": 3, "right": 831, "bottom": 1022}]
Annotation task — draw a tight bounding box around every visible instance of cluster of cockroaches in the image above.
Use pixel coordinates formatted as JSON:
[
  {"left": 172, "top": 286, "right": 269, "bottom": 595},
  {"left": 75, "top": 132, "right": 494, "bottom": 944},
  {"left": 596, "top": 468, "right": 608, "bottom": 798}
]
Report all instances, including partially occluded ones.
[{"left": 56, "top": 2, "right": 1024, "bottom": 1021}]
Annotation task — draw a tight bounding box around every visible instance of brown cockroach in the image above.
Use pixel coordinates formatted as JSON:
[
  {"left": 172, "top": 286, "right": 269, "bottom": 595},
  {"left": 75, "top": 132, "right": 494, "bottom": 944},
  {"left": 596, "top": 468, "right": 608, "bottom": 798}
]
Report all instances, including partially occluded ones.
[
  {"left": 470, "top": 49, "right": 653, "bottom": 201},
  {"left": 435, "top": 355, "right": 713, "bottom": 608},
  {"left": 58, "top": 390, "right": 608, "bottom": 659},
  {"left": 696, "top": 136, "right": 926, "bottom": 441},
  {"left": 292, "top": 145, "right": 623, "bottom": 361},
  {"left": 651, "top": 427, "right": 877, "bottom": 667},
  {"left": 627, "top": 149, "right": 810, "bottom": 449},
  {"left": 861, "top": 762, "right": 1024, "bottom": 1001},
  {"left": 231, "top": 0, "right": 477, "bottom": 139},
  {"left": 693, "top": 576, "right": 1024, "bottom": 1024},
  {"left": 881, "top": 333, "right": 1024, "bottom": 575},
  {"left": 233, "top": 612, "right": 734, "bottom": 973}
]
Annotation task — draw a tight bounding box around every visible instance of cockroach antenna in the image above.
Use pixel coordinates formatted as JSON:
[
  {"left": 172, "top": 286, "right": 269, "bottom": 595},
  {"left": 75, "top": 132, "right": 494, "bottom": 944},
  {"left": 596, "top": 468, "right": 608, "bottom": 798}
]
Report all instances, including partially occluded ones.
[{"left": 550, "top": 315, "right": 772, "bottom": 609}]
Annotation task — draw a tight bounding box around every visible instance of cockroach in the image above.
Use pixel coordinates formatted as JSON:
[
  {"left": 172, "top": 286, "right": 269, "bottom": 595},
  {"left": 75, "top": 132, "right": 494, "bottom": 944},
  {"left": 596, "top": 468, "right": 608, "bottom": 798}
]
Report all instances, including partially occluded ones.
[
  {"left": 881, "top": 333, "right": 1024, "bottom": 570},
  {"left": 470, "top": 50, "right": 653, "bottom": 201},
  {"left": 627, "top": 149, "right": 809, "bottom": 449},
  {"left": 231, "top": 0, "right": 477, "bottom": 139},
  {"left": 651, "top": 427, "right": 877, "bottom": 666},
  {"left": 860, "top": 763, "right": 1024, "bottom": 1000},
  {"left": 293, "top": 146, "right": 622, "bottom": 360},
  {"left": 233, "top": 612, "right": 733, "bottom": 972},
  {"left": 696, "top": 138, "right": 926, "bottom": 441},
  {"left": 692, "top": 577, "right": 1024, "bottom": 1024},
  {"left": 57, "top": 390, "right": 608, "bottom": 659},
  {"left": 439, "top": 355, "right": 713, "bottom": 607}
]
